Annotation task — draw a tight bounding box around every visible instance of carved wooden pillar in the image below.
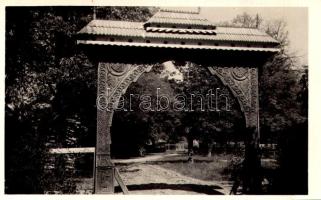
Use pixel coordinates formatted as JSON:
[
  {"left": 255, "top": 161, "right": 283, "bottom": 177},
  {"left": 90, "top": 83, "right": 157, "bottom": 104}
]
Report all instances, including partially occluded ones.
[
  {"left": 94, "top": 62, "right": 152, "bottom": 194},
  {"left": 95, "top": 63, "right": 114, "bottom": 194},
  {"left": 208, "top": 66, "right": 262, "bottom": 193}
]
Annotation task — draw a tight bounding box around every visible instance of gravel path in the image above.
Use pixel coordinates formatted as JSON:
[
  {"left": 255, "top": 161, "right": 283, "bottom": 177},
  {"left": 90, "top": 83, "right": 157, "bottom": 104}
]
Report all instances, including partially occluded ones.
[{"left": 75, "top": 163, "right": 231, "bottom": 194}]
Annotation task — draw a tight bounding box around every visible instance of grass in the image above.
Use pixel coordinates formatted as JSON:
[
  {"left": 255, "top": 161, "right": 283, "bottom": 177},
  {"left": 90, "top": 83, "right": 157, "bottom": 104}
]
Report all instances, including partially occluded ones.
[
  {"left": 156, "top": 153, "right": 280, "bottom": 195},
  {"left": 157, "top": 153, "right": 241, "bottom": 182}
]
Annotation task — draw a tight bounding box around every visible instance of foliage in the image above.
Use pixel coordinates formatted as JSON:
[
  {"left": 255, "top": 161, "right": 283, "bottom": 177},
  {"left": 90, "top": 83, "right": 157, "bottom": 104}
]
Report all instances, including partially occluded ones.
[
  {"left": 219, "top": 11, "right": 308, "bottom": 138},
  {"left": 177, "top": 63, "right": 246, "bottom": 154},
  {"left": 111, "top": 61, "right": 246, "bottom": 157},
  {"left": 5, "top": 6, "right": 155, "bottom": 193},
  {"left": 112, "top": 65, "right": 183, "bottom": 156},
  {"left": 226, "top": 12, "right": 308, "bottom": 194},
  {"left": 272, "top": 121, "right": 308, "bottom": 194},
  {"left": 5, "top": 7, "right": 91, "bottom": 193},
  {"left": 260, "top": 22, "right": 307, "bottom": 138},
  {"left": 232, "top": 12, "right": 263, "bottom": 28},
  {"left": 96, "top": 6, "right": 157, "bottom": 22}
]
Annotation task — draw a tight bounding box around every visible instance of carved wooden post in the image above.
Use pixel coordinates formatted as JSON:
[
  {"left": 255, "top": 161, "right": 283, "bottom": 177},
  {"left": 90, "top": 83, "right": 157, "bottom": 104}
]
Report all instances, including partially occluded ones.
[
  {"left": 242, "top": 68, "right": 262, "bottom": 193},
  {"left": 95, "top": 63, "right": 114, "bottom": 194},
  {"left": 94, "top": 62, "right": 153, "bottom": 194},
  {"left": 208, "top": 66, "right": 261, "bottom": 193}
]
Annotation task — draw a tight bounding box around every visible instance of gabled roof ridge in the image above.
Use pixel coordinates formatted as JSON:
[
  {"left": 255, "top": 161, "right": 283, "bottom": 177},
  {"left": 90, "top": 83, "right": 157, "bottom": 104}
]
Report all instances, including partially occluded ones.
[
  {"left": 147, "top": 26, "right": 215, "bottom": 31},
  {"left": 88, "top": 19, "right": 144, "bottom": 29},
  {"left": 90, "top": 19, "right": 143, "bottom": 23},
  {"left": 160, "top": 8, "right": 200, "bottom": 14},
  {"left": 216, "top": 26, "right": 273, "bottom": 37},
  {"left": 89, "top": 19, "right": 144, "bottom": 25},
  {"left": 153, "top": 15, "right": 208, "bottom": 22}
]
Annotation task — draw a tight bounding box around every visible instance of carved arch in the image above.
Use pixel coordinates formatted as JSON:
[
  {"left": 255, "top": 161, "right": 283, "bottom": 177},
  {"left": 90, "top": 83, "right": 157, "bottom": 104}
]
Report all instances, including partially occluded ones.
[
  {"left": 97, "top": 62, "right": 260, "bottom": 144},
  {"left": 97, "top": 62, "right": 153, "bottom": 144},
  {"left": 207, "top": 66, "right": 259, "bottom": 129},
  {"left": 95, "top": 62, "right": 260, "bottom": 193}
]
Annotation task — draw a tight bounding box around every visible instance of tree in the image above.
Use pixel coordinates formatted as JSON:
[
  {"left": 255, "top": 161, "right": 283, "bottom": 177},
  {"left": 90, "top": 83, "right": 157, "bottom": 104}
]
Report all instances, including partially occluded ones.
[
  {"left": 175, "top": 62, "right": 245, "bottom": 157},
  {"left": 110, "top": 59, "right": 246, "bottom": 159},
  {"left": 297, "top": 68, "right": 308, "bottom": 116},
  {"left": 221, "top": 12, "right": 306, "bottom": 139},
  {"left": 111, "top": 65, "right": 181, "bottom": 157},
  {"left": 6, "top": 7, "right": 95, "bottom": 193},
  {"left": 217, "top": 12, "right": 262, "bottom": 28},
  {"left": 227, "top": 12, "right": 308, "bottom": 194},
  {"left": 232, "top": 12, "right": 263, "bottom": 28},
  {"left": 5, "top": 6, "right": 155, "bottom": 193},
  {"left": 260, "top": 19, "right": 306, "bottom": 138}
]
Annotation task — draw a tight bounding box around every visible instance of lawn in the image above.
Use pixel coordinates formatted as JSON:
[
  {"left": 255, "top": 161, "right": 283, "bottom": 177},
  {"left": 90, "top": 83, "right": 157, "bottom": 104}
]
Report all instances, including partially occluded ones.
[
  {"left": 154, "top": 152, "right": 280, "bottom": 195},
  {"left": 156, "top": 153, "right": 241, "bottom": 182}
]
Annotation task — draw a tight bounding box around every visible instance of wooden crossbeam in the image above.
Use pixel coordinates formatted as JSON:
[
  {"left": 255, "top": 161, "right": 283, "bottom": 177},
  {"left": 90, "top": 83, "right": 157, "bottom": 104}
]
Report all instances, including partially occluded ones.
[{"left": 49, "top": 147, "right": 95, "bottom": 154}]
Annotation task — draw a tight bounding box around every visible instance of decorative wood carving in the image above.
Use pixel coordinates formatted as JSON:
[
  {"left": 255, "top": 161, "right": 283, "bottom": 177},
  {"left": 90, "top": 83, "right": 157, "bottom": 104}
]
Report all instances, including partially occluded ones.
[
  {"left": 95, "top": 62, "right": 153, "bottom": 194},
  {"left": 208, "top": 66, "right": 259, "bottom": 130},
  {"left": 96, "top": 62, "right": 152, "bottom": 148}
]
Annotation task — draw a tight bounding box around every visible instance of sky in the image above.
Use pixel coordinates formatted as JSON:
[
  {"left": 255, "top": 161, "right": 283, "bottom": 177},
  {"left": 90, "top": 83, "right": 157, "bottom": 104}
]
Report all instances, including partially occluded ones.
[{"left": 200, "top": 7, "right": 308, "bottom": 66}]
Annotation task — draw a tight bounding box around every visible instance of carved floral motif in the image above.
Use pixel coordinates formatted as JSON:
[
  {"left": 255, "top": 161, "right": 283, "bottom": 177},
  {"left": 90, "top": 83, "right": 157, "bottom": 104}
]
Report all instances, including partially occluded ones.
[
  {"left": 208, "top": 66, "right": 259, "bottom": 129},
  {"left": 96, "top": 62, "right": 153, "bottom": 150},
  {"left": 231, "top": 67, "right": 249, "bottom": 81}
]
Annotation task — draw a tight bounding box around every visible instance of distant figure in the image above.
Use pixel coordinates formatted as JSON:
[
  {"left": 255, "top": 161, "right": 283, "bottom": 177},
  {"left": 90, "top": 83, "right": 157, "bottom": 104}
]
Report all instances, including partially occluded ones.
[
  {"left": 192, "top": 139, "right": 199, "bottom": 154},
  {"left": 186, "top": 126, "right": 194, "bottom": 163}
]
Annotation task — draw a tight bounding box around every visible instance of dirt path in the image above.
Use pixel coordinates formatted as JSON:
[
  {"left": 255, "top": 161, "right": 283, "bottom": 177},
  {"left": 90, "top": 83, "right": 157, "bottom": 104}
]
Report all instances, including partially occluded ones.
[
  {"left": 75, "top": 153, "right": 232, "bottom": 194},
  {"left": 75, "top": 163, "right": 231, "bottom": 194},
  {"left": 116, "top": 163, "right": 230, "bottom": 194}
]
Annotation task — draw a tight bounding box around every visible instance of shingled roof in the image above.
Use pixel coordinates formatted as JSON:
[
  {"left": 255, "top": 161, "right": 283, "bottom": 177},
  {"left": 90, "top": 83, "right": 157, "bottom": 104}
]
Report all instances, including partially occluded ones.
[
  {"left": 144, "top": 8, "right": 215, "bottom": 29},
  {"left": 77, "top": 8, "right": 279, "bottom": 52}
]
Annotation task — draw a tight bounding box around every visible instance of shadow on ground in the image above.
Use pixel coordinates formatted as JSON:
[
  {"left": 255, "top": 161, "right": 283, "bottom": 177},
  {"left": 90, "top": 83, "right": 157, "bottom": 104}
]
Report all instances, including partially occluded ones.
[{"left": 115, "top": 183, "right": 224, "bottom": 194}]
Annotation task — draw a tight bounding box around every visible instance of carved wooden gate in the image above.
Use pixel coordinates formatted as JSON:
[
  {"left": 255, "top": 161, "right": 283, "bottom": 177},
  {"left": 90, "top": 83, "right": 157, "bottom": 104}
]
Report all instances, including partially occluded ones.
[
  {"left": 77, "top": 8, "right": 279, "bottom": 194},
  {"left": 94, "top": 62, "right": 260, "bottom": 193}
]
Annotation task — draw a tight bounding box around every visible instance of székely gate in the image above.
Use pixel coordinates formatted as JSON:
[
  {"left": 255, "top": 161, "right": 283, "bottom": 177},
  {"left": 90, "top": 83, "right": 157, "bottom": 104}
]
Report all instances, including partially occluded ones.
[{"left": 77, "top": 8, "right": 280, "bottom": 194}]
